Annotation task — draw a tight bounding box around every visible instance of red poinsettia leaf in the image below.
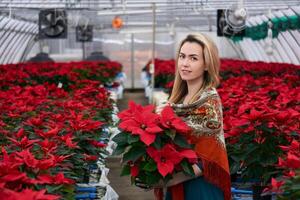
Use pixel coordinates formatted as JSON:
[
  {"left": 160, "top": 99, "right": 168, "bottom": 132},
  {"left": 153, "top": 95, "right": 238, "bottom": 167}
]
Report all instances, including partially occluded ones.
[
  {"left": 291, "top": 140, "right": 300, "bottom": 150},
  {"left": 143, "top": 112, "right": 160, "bottom": 123},
  {"left": 146, "top": 147, "right": 158, "bottom": 160},
  {"left": 145, "top": 126, "right": 163, "bottom": 134},
  {"left": 248, "top": 109, "right": 264, "bottom": 121},
  {"left": 119, "top": 119, "right": 139, "bottom": 132},
  {"left": 54, "top": 173, "right": 75, "bottom": 184},
  {"left": 279, "top": 145, "right": 289, "bottom": 152},
  {"left": 1, "top": 172, "right": 27, "bottom": 182},
  {"left": 179, "top": 149, "right": 198, "bottom": 159},
  {"left": 157, "top": 161, "right": 174, "bottom": 177},
  {"left": 130, "top": 165, "right": 139, "bottom": 177},
  {"left": 271, "top": 178, "right": 284, "bottom": 190},
  {"left": 172, "top": 119, "right": 191, "bottom": 133},
  {"left": 277, "top": 157, "right": 285, "bottom": 167},
  {"left": 161, "top": 106, "right": 175, "bottom": 121},
  {"left": 143, "top": 104, "right": 156, "bottom": 113},
  {"left": 230, "top": 117, "right": 249, "bottom": 127},
  {"left": 139, "top": 132, "right": 156, "bottom": 146},
  {"left": 286, "top": 152, "right": 300, "bottom": 169},
  {"left": 16, "top": 128, "right": 25, "bottom": 138}
]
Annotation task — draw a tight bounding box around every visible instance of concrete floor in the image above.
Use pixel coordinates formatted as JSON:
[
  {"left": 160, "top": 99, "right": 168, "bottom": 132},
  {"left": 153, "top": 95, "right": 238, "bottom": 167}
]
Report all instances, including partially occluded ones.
[{"left": 107, "top": 90, "right": 155, "bottom": 200}]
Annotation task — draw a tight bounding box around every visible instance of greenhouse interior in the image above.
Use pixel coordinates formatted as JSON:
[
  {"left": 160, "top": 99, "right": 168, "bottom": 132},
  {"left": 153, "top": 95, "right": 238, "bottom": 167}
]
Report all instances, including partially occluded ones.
[{"left": 0, "top": 0, "right": 299, "bottom": 200}]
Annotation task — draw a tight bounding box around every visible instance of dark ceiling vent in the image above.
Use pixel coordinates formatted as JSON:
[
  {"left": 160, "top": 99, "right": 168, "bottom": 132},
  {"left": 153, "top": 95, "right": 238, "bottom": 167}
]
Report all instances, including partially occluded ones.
[
  {"left": 76, "top": 25, "right": 93, "bottom": 42},
  {"left": 39, "top": 9, "right": 67, "bottom": 39}
]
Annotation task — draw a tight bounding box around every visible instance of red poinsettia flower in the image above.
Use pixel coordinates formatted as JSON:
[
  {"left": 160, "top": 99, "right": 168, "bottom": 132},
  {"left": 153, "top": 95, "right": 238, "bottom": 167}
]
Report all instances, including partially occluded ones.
[
  {"left": 160, "top": 106, "right": 191, "bottom": 134},
  {"left": 61, "top": 134, "right": 79, "bottom": 149},
  {"left": 8, "top": 136, "right": 40, "bottom": 149},
  {"left": 270, "top": 178, "right": 284, "bottom": 192},
  {"left": 89, "top": 140, "right": 107, "bottom": 148},
  {"left": 147, "top": 144, "right": 183, "bottom": 177},
  {"left": 0, "top": 188, "right": 60, "bottom": 200},
  {"left": 117, "top": 100, "right": 155, "bottom": 121},
  {"left": 38, "top": 126, "right": 60, "bottom": 138},
  {"left": 285, "top": 152, "right": 300, "bottom": 169},
  {"left": 25, "top": 116, "right": 44, "bottom": 127},
  {"left": 179, "top": 149, "right": 198, "bottom": 163},
  {"left": 0, "top": 171, "right": 28, "bottom": 183},
  {"left": 69, "top": 112, "right": 104, "bottom": 131},
  {"left": 37, "top": 173, "right": 75, "bottom": 185},
  {"left": 119, "top": 111, "right": 162, "bottom": 146},
  {"left": 52, "top": 154, "right": 72, "bottom": 164},
  {"left": 15, "top": 149, "right": 38, "bottom": 168},
  {"left": 279, "top": 140, "right": 300, "bottom": 152},
  {"left": 38, "top": 139, "right": 57, "bottom": 154},
  {"left": 83, "top": 154, "right": 98, "bottom": 161},
  {"left": 242, "top": 108, "right": 272, "bottom": 122},
  {"left": 36, "top": 155, "right": 57, "bottom": 170},
  {"left": 0, "top": 148, "right": 23, "bottom": 174},
  {"left": 130, "top": 164, "right": 139, "bottom": 177},
  {"left": 15, "top": 128, "right": 25, "bottom": 138},
  {"left": 165, "top": 81, "right": 174, "bottom": 89}
]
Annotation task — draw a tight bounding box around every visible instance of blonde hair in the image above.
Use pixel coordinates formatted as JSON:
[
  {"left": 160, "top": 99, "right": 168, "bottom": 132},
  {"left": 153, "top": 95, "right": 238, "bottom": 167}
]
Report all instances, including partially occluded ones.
[{"left": 169, "top": 33, "right": 220, "bottom": 104}]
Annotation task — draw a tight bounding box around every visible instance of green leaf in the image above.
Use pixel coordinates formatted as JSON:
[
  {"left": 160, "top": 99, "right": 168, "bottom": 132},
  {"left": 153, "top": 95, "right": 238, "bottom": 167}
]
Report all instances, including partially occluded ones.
[
  {"left": 152, "top": 136, "right": 164, "bottom": 149},
  {"left": 112, "top": 133, "right": 129, "bottom": 145},
  {"left": 180, "top": 159, "right": 195, "bottom": 177},
  {"left": 46, "top": 185, "right": 63, "bottom": 193},
  {"left": 165, "top": 129, "right": 176, "bottom": 140},
  {"left": 143, "top": 160, "right": 157, "bottom": 172},
  {"left": 123, "top": 145, "right": 145, "bottom": 162},
  {"left": 230, "top": 163, "right": 240, "bottom": 174},
  {"left": 128, "top": 134, "right": 139, "bottom": 144},
  {"left": 112, "top": 144, "right": 127, "bottom": 156},
  {"left": 145, "top": 172, "right": 161, "bottom": 185},
  {"left": 290, "top": 131, "right": 299, "bottom": 137},
  {"left": 174, "top": 134, "right": 193, "bottom": 148},
  {"left": 244, "top": 144, "right": 259, "bottom": 156},
  {"left": 121, "top": 165, "right": 131, "bottom": 176}
]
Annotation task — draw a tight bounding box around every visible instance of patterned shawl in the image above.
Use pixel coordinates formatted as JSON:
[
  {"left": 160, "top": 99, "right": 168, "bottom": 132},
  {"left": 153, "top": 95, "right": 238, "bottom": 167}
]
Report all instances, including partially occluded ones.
[{"left": 155, "top": 87, "right": 231, "bottom": 200}]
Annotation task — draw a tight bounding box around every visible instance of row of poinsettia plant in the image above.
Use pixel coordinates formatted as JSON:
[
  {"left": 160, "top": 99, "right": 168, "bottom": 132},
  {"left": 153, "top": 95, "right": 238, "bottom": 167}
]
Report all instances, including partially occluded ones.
[
  {"left": 0, "top": 61, "right": 122, "bottom": 199},
  {"left": 219, "top": 59, "right": 299, "bottom": 199},
  {"left": 146, "top": 58, "right": 300, "bottom": 198},
  {"left": 145, "top": 59, "right": 175, "bottom": 90},
  {"left": 0, "top": 61, "right": 122, "bottom": 90}
]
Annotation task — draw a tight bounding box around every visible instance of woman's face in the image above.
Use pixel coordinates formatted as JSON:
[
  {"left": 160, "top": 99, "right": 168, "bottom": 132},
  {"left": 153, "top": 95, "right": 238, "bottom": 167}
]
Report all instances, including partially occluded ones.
[{"left": 178, "top": 42, "right": 206, "bottom": 83}]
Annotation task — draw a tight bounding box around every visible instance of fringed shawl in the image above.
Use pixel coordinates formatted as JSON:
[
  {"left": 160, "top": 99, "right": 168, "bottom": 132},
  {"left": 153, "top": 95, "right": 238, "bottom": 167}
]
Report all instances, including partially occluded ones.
[{"left": 159, "top": 87, "right": 231, "bottom": 200}]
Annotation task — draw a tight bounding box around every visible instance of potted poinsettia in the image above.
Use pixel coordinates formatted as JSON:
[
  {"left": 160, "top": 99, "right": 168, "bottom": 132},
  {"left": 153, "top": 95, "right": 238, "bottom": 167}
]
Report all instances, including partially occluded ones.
[
  {"left": 267, "top": 140, "right": 300, "bottom": 200},
  {"left": 113, "top": 101, "right": 198, "bottom": 187},
  {"left": 219, "top": 60, "right": 299, "bottom": 200}
]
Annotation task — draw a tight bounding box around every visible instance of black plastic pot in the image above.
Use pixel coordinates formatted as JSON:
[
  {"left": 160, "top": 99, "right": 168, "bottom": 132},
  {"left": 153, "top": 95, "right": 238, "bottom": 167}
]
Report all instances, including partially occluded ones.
[{"left": 252, "top": 184, "right": 272, "bottom": 200}]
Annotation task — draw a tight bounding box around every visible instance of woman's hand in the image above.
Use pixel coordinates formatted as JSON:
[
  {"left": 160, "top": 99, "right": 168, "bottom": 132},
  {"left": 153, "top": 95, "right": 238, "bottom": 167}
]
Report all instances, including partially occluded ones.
[
  {"left": 135, "top": 164, "right": 202, "bottom": 189},
  {"left": 166, "top": 164, "right": 203, "bottom": 187},
  {"left": 155, "top": 100, "right": 169, "bottom": 114},
  {"left": 134, "top": 178, "right": 153, "bottom": 191}
]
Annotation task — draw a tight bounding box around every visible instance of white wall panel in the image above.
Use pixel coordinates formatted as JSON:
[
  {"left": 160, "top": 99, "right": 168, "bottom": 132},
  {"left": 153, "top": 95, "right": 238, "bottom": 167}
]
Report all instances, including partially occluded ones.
[
  {"left": 10, "top": 23, "right": 37, "bottom": 63},
  {"left": 0, "top": 16, "right": 38, "bottom": 64}
]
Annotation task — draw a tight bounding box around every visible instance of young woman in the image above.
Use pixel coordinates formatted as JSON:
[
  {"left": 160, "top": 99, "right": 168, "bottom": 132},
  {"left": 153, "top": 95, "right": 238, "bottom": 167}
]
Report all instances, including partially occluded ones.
[{"left": 155, "top": 33, "right": 231, "bottom": 200}]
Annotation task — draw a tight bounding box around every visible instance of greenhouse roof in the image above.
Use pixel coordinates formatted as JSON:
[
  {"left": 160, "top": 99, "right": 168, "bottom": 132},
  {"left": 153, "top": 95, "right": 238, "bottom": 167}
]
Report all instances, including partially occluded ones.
[{"left": 0, "top": 0, "right": 299, "bottom": 32}]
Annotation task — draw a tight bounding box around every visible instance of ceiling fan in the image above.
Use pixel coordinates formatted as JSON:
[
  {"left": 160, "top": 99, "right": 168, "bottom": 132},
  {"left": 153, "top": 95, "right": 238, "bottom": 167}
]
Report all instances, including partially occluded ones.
[{"left": 218, "top": 0, "right": 247, "bottom": 36}]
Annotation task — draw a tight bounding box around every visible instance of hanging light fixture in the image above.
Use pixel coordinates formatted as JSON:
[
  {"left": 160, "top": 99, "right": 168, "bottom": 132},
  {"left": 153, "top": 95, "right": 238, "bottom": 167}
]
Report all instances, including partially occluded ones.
[
  {"left": 112, "top": 16, "right": 123, "bottom": 29},
  {"left": 265, "top": 9, "right": 274, "bottom": 55}
]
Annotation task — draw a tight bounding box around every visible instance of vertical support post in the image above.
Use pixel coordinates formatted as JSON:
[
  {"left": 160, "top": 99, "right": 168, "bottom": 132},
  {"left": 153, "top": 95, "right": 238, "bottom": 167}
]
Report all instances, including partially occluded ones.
[
  {"left": 150, "top": 2, "right": 156, "bottom": 102},
  {"left": 131, "top": 33, "right": 135, "bottom": 89},
  {"left": 82, "top": 42, "right": 85, "bottom": 60}
]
